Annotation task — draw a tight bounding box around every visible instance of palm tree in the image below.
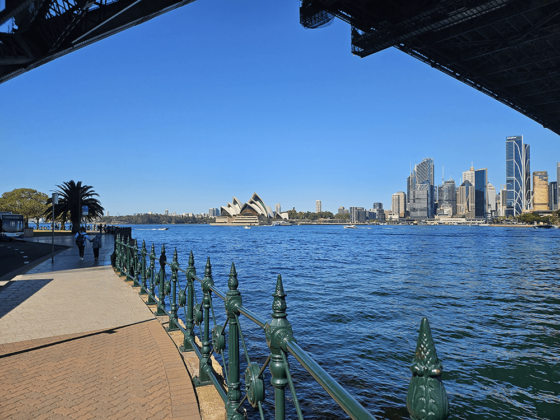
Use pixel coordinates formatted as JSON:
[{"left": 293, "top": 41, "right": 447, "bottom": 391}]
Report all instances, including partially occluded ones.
[{"left": 44, "top": 181, "right": 105, "bottom": 233}]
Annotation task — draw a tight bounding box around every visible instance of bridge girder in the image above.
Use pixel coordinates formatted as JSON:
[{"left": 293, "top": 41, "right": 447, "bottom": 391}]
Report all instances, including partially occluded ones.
[
  {"left": 0, "top": 0, "right": 195, "bottom": 84},
  {"left": 301, "top": 0, "right": 560, "bottom": 136}
]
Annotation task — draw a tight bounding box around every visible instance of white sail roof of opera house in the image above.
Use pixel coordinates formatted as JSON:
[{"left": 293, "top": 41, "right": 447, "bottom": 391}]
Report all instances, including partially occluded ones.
[{"left": 220, "top": 193, "right": 273, "bottom": 217}]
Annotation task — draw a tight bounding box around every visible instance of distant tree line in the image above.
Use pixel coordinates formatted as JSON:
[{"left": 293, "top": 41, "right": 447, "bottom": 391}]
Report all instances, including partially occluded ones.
[
  {"left": 286, "top": 209, "right": 350, "bottom": 220},
  {"left": 99, "top": 214, "right": 215, "bottom": 225}
]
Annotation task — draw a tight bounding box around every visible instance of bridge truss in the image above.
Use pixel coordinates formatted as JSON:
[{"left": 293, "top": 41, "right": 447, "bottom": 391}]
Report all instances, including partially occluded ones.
[
  {"left": 0, "top": 0, "right": 194, "bottom": 84},
  {"left": 301, "top": 0, "right": 560, "bottom": 136}
]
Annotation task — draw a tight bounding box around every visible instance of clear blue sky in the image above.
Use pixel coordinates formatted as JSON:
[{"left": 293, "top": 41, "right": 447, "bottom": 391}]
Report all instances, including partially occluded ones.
[{"left": 1, "top": 0, "right": 558, "bottom": 215}]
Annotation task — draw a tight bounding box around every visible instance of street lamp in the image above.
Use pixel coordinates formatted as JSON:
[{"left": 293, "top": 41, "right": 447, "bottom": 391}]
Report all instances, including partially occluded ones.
[{"left": 51, "top": 193, "right": 59, "bottom": 264}]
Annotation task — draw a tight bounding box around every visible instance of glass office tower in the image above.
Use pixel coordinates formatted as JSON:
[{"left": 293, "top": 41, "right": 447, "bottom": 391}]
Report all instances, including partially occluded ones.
[
  {"left": 506, "top": 136, "right": 530, "bottom": 216},
  {"left": 474, "top": 168, "right": 487, "bottom": 217}
]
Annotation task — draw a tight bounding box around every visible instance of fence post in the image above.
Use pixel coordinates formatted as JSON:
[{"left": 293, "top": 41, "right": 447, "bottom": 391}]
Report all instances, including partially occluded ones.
[
  {"left": 406, "top": 317, "right": 449, "bottom": 420},
  {"left": 225, "top": 263, "right": 243, "bottom": 420},
  {"left": 147, "top": 243, "right": 157, "bottom": 305},
  {"left": 115, "top": 235, "right": 122, "bottom": 274},
  {"left": 195, "top": 257, "right": 213, "bottom": 386},
  {"left": 126, "top": 237, "right": 132, "bottom": 280},
  {"left": 265, "top": 275, "right": 294, "bottom": 420},
  {"left": 167, "top": 249, "right": 180, "bottom": 331},
  {"left": 132, "top": 240, "right": 139, "bottom": 287},
  {"left": 156, "top": 244, "right": 167, "bottom": 316},
  {"left": 181, "top": 251, "right": 196, "bottom": 352},
  {"left": 139, "top": 240, "right": 148, "bottom": 295}
]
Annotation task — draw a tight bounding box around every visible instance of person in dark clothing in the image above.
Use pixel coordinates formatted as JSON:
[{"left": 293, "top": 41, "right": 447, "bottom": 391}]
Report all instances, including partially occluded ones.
[
  {"left": 91, "top": 233, "right": 102, "bottom": 261},
  {"left": 75, "top": 228, "right": 92, "bottom": 260}
]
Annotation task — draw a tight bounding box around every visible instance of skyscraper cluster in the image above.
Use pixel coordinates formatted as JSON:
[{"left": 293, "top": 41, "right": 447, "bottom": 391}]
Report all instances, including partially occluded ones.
[{"left": 391, "top": 135, "right": 559, "bottom": 221}]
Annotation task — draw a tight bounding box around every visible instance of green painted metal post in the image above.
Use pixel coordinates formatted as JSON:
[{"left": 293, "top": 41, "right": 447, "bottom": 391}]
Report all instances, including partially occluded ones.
[
  {"left": 132, "top": 240, "right": 140, "bottom": 287},
  {"left": 139, "top": 240, "right": 148, "bottom": 295},
  {"left": 115, "top": 235, "right": 122, "bottom": 274},
  {"left": 407, "top": 317, "right": 449, "bottom": 420},
  {"left": 167, "top": 249, "right": 180, "bottom": 332},
  {"left": 147, "top": 243, "right": 157, "bottom": 305},
  {"left": 265, "top": 275, "right": 295, "bottom": 420},
  {"left": 156, "top": 244, "right": 167, "bottom": 316},
  {"left": 225, "top": 263, "right": 243, "bottom": 420},
  {"left": 195, "top": 257, "right": 214, "bottom": 386},
  {"left": 181, "top": 251, "right": 196, "bottom": 352},
  {"left": 126, "top": 237, "right": 131, "bottom": 280}
]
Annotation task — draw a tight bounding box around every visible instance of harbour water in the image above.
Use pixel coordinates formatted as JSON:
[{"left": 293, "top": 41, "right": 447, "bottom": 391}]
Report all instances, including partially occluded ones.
[{"left": 130, "top": 224, "right": 559, "bottom": 419}]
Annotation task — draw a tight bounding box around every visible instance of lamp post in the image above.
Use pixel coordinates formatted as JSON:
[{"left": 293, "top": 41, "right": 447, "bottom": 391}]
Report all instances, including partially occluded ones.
[{"left": 51, "top": 193, "right": 58, "bottom": 264}]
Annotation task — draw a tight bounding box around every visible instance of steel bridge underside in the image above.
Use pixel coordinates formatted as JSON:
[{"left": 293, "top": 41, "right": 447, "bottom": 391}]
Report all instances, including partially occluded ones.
[
  {"left": 0, "top": 0, "right": 195, "bottom": 84},
  {"left": 301, "top": 0, "right": 560, "bottom": 136}
]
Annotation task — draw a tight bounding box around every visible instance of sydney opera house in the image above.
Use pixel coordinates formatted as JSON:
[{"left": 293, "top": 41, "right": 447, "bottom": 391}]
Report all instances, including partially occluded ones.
[{"left": 212, "top": 193, "right": 287, "bottom": 226}]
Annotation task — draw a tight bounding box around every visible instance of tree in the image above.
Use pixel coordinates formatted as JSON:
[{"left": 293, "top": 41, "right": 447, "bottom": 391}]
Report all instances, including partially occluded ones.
[
  {"left": 0, "top": 188, "right": 49, "bottom": 228},
  {"left": 44, "top": 181, "right": 105, "bottom": 233}
]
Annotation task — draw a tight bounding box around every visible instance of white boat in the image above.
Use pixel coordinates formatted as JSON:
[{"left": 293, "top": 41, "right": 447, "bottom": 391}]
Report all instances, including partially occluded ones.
[
  {"left": 244, "top": 226, "right": 251, "bottom": 229},
  {"left": 344, "top": 225, "right": 357, "bottom": 229}
]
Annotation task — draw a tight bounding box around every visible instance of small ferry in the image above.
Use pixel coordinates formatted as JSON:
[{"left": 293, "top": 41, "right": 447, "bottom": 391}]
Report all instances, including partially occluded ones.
[{"left": 344, "top": 225, "right": 357, "bottom": 229}]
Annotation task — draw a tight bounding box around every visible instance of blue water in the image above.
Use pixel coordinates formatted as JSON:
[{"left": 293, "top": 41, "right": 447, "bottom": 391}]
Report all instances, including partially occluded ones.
[{"left": 130, "top": 224, "right": 560, "bottom": 419}]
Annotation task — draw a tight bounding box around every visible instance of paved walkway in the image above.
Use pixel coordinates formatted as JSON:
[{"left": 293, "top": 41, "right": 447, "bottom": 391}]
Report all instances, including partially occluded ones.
[{"left": 0, "top": 235, "right": 201, "bottom": 419}]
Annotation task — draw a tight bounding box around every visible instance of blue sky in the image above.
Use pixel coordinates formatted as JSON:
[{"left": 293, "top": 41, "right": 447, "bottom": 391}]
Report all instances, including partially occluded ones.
[{"left": 1, "top": 0, "right": 558, "bottom": 215}]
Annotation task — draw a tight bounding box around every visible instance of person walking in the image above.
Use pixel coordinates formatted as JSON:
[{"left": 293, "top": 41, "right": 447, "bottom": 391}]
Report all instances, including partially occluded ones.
[
  {"left": 75, "top": 228, "right": 92, "bottom": 261},
  {"left": 91, "top": 233, "right": 102, "bottom": 261}
]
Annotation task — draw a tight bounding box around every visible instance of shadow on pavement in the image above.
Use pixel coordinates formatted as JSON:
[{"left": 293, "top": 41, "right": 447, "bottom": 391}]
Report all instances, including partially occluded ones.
[{"left": 0, "top": 279, "right": 52, "bottom": 318}]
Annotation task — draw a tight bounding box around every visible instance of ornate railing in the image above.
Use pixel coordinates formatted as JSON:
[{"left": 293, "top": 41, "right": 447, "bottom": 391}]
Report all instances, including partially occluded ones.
[{"left": 113, "top": 234, "right": 449, "bottom": 420}]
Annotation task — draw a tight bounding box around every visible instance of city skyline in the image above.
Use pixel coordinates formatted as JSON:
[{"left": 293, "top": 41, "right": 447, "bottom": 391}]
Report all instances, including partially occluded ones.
[{"left": 1, "top": 0, "right": 558, "bottom": 215}]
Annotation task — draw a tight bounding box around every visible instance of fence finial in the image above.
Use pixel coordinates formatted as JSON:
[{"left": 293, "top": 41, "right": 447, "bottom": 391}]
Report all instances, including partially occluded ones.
[{"left": 406, "top": 317, "right": 449, "bottom": 420}]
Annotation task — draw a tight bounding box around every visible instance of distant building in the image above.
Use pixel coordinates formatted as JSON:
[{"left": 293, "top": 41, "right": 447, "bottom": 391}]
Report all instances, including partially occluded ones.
[
  {"left": 549, "top": 182, "right": 558, "bottom": 211},
  {"left": 462, "top": 166, "right": 475, "bottom": 186},
  {"left": 440, "top": 180, "right": 456, "bottom": 216},
  {"left": 533, "top": 171, "right": 549, "bottom": 210},
  {"left": 457, "top": 180, "right": 475, "bottom": 217},
  {"left": 474, "top": 168, "right": 487, "bottom": 217},
  {"left": 506, "top": 136, "right": 530, "bottom": 216},
  {"left": 409, "top": 188, "right": 432, "bottom": 219},
  {"left": 486, "top": 183, "right": 497, "bottom": 216},
  {"left": 408, "top": 157, "right": 435, "bottom": 219},
  {"left": 373, "top": 203, "right": 383, "bottom": 210},
  {"left": 106, "top": 211, "right": 109, "bottom": 217},
  {"left": 338, "top": 207, "right": 349, "bottom": 215},
  {"left": 165, "top": 209, "right": 169, "bottom": 216},
  {"left": 208, "top": 208, "right": 220, "bottom": 217},
  {"left": 498, "top": 186, "right": 507, "bottom": 217},
  {"left": 316, "top": 200, "right": 322, "bottom": 213},
  {"left": 391, "top": 192, "right": 406, "bottom": 218},
  {"left": 275, "top": 203, "right": 281, "bottom": 214},
  {"left": 349, "top": 207, "right": 366, "bottom": 223}
]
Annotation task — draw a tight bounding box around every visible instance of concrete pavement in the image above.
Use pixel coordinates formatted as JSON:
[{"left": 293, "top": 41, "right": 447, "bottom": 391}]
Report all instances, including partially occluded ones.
[{"left": 0, "top": 234, "right": 201, "bottom": 419}]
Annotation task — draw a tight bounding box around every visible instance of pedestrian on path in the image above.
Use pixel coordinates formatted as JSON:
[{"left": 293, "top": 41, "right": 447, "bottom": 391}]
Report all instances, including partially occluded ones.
[
  {"left": 75, "top": 228, "right": 92, "bottom": 261},
  {"left": 91, "top": 233, "right": 102, "bottom": 261}
]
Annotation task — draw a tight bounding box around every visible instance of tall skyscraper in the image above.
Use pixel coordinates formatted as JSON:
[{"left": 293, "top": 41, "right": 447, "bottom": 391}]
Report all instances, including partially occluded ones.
[
  {"left": 462, "top": 165, "right": 475, "bottom": 186},
  {"left": 506, "top": 136, "right": 530, "bottom": 216},
  {"left": 349, "top": 207, "right": 365, "bottom": 223},
  {"left": 440, "top": 180, "right": 456, "bottom": 215},
  {"left": 549, "top": 182, "right": 558, "bottom": 211},
  {"left": 486, "top": 183, "right": 497, "bottom": 216},
  {"left": 315, "top": 200, "right": 322, "bottom": 213},
  {"left": 457, "top": 180, "right": 474, "bottom": 217},
  {"left": 408, "top": 157, "right": 435, "bottom": 219},
  {"left": 533, "top": 171, "right": 549, "bottom": 210},
  {"left": 373, "top": 202, "right": 383, "bottom": 210},
  {"left": 474, "top": 168, "right": 487, "bottom": 217},
  {"left": 275, "top": 203, "right": 281, "bottom": 214},
  {"left": 165, "top": 209, "right": 169, "bottom": 216},
  {"left": 391, "top": 192, "right": 406, "bottom": 218}
]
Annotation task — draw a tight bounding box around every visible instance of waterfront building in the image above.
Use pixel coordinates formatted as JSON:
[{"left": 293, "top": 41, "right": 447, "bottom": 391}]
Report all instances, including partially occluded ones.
[
  {"left": 439, "top": 180, "right": 456, "bottom": 216},
  {"left": 408, "top": 158, "right": 435, "bottom": 219},
  {"left": 350, "top": 207, "right": 366, "bottom": 223},
  {"left": 506, "top": 136, "right": 530, "bottom": 216},
  {"left": 316, "top": 200, "right": 322, "bottom": 213},
  {"left": 275, "top": 203, "right": 281, "bottom": 214},
  {"left": 549, "top": 182, "right": 558, "bottom": 211},
  {"left": 457, "top": 180, "right": 475, "bottom": 217},
  {"left": 373, "top": 202, "right": 383, "bottom": 210},
  {"left": 208, "top": 208, "right": 220, "bottom": 217},
  {"left": 474, "top": 168, "right": 487, "bottom": 217},
  {"left": 498, "top": 186, "right": 507, "bottom": 217},
  {"left": 165, "top": 210, "right": 169, "bottom": 216},
  {"left": 486, "top": 183, "right": 497, "bottom": 216},
  {"left": 338, "top": 207, "right": 348, "bottom": 214},
  {"left": 392, "top": 192, "right": 406, "bottom": 218},
  {"left": 217, "top": 193, "right": 282, "bottom": 225},
  {"left": 533, "top": 171, "right": 549, "bottom": 210}
]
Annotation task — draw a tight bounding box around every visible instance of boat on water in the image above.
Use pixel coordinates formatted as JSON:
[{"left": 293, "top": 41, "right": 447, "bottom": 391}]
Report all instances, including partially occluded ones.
[
  {"left": 533, "top": 225, "right": 553, "bottom": 229},
  {"left": 344, "top": 225, "right": 357, "bottom": 229},
  {"left": 158, "top": 228, "right": 169, "bottom": 230},
  {"left": 244, "top": 226, "right": 251, "bottom": 229},
  {"left": 272, "top": 221, "right": 291, "bottom": 226}
]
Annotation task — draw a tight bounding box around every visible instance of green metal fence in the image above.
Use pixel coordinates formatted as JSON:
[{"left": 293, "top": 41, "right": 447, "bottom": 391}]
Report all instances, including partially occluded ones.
[{"left": 113, "top": 234, "right": 449, "bottom": 420}]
